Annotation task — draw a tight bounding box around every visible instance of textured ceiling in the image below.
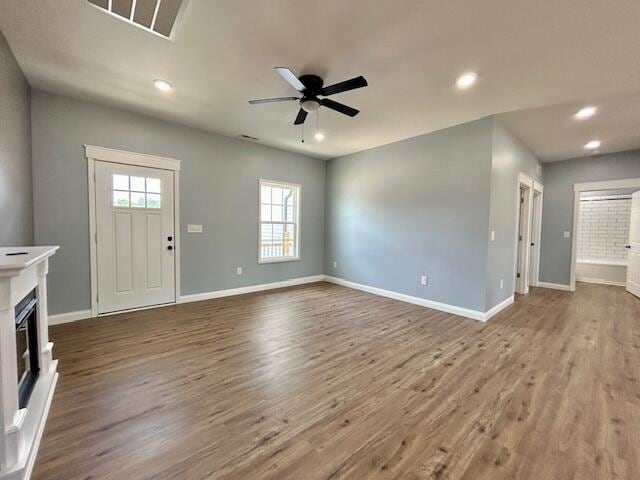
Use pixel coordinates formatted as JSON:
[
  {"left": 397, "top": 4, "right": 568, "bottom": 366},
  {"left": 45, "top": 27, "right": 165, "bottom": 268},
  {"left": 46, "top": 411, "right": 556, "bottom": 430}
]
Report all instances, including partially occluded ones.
[{"left": 1, "top": 0, "right": 639, "bottom": 161}]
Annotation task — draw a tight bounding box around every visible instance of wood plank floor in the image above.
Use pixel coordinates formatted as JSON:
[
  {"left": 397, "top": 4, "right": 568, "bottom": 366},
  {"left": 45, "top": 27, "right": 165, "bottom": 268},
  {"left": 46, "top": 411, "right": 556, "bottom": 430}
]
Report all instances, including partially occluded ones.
[{"left": 33, "top": 282, "right": 640, "bottom": 479}]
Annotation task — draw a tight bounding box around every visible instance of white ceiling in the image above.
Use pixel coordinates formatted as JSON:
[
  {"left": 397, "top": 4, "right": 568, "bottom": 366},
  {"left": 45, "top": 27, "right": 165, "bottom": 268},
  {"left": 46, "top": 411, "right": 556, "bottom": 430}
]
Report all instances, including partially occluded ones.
[
  {"left": 1, "top": 0, "right": 639, "bottom": 161},
  {"left": 497, "top": 92, "right": 640, "bottom": 162}
]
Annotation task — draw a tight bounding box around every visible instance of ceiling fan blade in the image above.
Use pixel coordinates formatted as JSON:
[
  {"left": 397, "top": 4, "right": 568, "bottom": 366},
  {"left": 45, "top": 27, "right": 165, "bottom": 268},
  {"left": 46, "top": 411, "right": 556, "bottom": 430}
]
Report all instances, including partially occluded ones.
[
  {"left": 275, "top": 67, "right": 306, "bottom": 92},
  {"left": 248, "top": 97, "right": 299, "bottom": 104},
  {"left": 294, "top": 108, "right": 308, "bottom": 125},
  {"left": 321, "top": 76, "right": 368, "bottom": 96},
  {"left": 320, "top": 98, "right": 360, "bottom": 117}
]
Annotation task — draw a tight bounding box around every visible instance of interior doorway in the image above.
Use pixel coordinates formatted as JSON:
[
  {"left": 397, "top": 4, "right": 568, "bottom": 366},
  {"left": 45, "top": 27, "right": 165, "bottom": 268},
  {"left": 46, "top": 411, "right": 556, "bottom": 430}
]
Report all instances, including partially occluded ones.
[
  {"left": 514, "top": 173, "right": 543, "bottom": 295},
  {"left": 570, "top": 178, "right": 640, "bottom": 292},
  {"left": 529, "top": 188, "right": 544, "bottom": 287}
]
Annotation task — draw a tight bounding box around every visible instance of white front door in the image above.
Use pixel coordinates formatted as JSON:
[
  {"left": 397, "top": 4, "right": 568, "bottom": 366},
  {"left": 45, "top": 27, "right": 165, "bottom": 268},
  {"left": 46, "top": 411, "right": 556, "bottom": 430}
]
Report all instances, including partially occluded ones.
[
  {"left": 627, "top": 191, "right": 640, "bottom": 298},
  {"left": 95, "top": 161, "right": 176, "bottom": 314}
]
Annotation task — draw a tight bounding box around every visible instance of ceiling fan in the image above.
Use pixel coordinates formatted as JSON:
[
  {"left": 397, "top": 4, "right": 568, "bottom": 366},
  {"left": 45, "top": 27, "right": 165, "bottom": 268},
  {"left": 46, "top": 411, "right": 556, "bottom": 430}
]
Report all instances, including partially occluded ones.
[{"left": 249, "top": 68, "right": 368, "bottom": 125}]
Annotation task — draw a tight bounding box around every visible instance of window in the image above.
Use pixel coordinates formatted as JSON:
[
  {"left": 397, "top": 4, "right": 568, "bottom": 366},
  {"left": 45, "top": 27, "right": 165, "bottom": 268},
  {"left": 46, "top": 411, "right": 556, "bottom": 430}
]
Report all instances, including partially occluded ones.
[
  {"left": 112, "top": 174, "right": 161, "bottom": 209},
  {"left": 259, "top": 180, "right": 300, "bottom": 263}
]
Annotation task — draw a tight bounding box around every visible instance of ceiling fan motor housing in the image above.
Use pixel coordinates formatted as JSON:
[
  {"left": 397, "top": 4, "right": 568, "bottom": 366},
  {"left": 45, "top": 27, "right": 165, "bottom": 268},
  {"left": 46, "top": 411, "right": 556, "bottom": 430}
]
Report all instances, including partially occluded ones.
[{"left": 298, "top": 74, "right": 324, "bottom": 94}]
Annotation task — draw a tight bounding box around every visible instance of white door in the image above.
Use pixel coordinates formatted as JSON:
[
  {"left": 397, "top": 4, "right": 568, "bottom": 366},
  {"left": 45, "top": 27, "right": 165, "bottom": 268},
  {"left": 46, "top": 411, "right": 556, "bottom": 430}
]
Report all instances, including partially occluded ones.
[
  {"left": 627, "top": 191, "right": 640, "bottom": 298},
  {"left": 95, "top": 161, "right": 176, "bottom": 314}
]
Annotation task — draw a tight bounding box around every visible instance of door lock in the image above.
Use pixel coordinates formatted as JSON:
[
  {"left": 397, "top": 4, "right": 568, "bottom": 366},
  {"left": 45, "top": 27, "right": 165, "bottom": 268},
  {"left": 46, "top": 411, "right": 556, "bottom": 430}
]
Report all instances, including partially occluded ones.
[
  {"left": 167, "top": 245, "right": 173, "bottom": 251},
  {"left": 167, "top": 236, "right": 173, "bottom": 241}
]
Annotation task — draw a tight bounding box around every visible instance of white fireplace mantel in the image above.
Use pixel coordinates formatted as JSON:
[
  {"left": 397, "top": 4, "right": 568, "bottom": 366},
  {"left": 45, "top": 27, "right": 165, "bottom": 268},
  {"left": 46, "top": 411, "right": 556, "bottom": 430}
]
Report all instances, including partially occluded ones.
[{"left": 0, "top": 246, "right": 59, "bottom": 480}]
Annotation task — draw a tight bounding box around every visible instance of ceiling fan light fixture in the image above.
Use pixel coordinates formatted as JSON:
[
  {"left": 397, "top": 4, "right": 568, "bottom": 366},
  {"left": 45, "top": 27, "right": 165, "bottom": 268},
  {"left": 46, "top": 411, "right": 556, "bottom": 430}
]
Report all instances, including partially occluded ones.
[
  {"left": 314, "top": 131, "right": 325, "bottom": 141},
  {"left": 584, "top": 140, "right": 601, "bottom": 150},
  {"left": 301, "top": 99, "right": 320, "bottom": 113}
]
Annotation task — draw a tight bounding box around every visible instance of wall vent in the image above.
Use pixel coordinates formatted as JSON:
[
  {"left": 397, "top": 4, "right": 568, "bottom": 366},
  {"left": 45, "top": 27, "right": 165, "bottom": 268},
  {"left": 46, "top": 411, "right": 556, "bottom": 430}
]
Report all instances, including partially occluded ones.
[
  {"left": 240, "top": 135, "right": 260, "bottom": 141},
  {"left": 87, "top": 0, "right": 188, "bottom": 40}
]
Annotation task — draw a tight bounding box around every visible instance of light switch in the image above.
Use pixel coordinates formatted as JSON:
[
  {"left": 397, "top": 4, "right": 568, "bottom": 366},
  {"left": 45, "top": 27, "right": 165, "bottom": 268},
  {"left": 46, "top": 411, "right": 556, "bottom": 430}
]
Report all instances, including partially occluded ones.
[
  {"left": 188, "top": 224, "right": 203, "bottom": 233},
  {"left": 563, "top": 231, "right": 570, "bottom": 239},
  {"left": 490, "top": 230, "right": 496, "bottom": 241}
]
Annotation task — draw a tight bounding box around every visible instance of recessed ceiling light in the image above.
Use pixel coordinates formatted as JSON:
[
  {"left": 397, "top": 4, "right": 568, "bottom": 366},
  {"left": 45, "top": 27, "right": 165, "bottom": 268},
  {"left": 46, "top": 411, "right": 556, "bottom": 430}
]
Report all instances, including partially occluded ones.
[
  {"left": 575, "top": 106, "right": 597, "bottom": 120},
  {"left": 153, "top": 79, "right": 173, "bottom": 92},
  {"left": 455, "top": 72, "right": 478, "bottom": 90},
  {"left": 584, "top": 140, "right": 601, "bottom": 150},
  {"left": 314, "top": 132, "right": 325, "bottom": 142}
]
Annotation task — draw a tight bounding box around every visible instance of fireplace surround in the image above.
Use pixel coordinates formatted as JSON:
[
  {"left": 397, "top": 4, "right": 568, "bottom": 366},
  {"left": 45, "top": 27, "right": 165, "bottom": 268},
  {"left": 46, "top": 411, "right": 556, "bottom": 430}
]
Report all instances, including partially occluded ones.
[{"left": 0, "top": 247, "right": 58, "bottom": 480}]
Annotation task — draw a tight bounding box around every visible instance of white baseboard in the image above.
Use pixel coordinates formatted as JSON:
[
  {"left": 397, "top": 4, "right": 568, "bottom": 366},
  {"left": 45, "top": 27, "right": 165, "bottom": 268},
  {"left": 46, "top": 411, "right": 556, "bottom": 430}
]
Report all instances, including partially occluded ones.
[
  {"left": 49, "top": 309, "right": 92, "bottom": 325},
  {"left": 50, "top": 274, "right": 518, "bottom": 325},
  {"left": 49, "top": 276, "right": 325, "bottom": 325},
  {"left": 537, "top": 282, "right": 572, "bottom": 291},
  {"left": 324, "top": 276, "right": 512, "bottom": 322},
  {"left": 179, "top": 275, "right": 325, "bottom": 304},
  {"left": 484, "top": 295, "right": 515, "bottom": 320},
  {"left": 576, "top": 277, "right": 627, "bottom": 287}
]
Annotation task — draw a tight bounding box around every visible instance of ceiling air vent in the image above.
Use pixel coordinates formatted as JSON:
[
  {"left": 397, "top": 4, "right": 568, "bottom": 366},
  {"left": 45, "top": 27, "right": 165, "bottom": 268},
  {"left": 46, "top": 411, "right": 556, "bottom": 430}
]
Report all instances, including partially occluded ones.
[{"left": 87, "top": 0, "right": 187, "bottom": 40}]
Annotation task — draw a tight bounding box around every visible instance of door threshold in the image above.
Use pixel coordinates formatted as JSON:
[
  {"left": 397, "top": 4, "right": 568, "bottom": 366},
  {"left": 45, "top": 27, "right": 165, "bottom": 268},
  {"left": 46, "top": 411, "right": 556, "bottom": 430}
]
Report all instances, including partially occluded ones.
[{"left": 98, "top": 301, "right": 176, "bottom": 317}]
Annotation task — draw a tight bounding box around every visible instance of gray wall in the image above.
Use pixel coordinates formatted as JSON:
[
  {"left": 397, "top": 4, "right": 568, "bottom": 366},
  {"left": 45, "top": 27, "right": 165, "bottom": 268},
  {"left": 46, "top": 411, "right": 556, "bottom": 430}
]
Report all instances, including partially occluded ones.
[
  {"left": 539, "top": 150, "right": 640, "bottom": 285},
  {"left": 31, "top": 91, "right": 325, "bottom": 315},
  {"left": 485, "top": 120, "right": 541, "bottom": 309},
  {"left": 0, "top": 31, "right": 33, "bottom": 246},
  {"left": 325, "top": 117, "right": 494, "bottom": 312}
]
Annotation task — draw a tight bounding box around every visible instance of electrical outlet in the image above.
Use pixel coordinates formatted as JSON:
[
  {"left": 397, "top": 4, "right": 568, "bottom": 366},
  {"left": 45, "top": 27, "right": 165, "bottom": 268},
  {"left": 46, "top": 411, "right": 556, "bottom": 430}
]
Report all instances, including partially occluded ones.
[
  {"left": 187, "top": 224, "right": 203, "bottom": 233},
  {"left": 500, "top": 279, "right": 504, "bottom": 289},
  {"left": 236, "top": 267, "right": 242, "bottom": 275},
  {"left": 333, "top": 261, "right": 337, "bottom": 268},
  {"left": 420, "top": 275, "right": 428, "bottom": 286}
]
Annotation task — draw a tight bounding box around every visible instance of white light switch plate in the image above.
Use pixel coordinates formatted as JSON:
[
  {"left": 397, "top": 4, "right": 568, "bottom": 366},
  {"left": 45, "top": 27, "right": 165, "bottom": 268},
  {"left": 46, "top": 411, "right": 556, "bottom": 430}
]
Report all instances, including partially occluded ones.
[
  {"left": 490, "top": 230, "right": 495, "bottom": 241},
  {"left": 188, "top": 224, "right": 203, "bottom": 233},
  {"left": 563, "top": 231, "right": 570, "bottom": 238}
]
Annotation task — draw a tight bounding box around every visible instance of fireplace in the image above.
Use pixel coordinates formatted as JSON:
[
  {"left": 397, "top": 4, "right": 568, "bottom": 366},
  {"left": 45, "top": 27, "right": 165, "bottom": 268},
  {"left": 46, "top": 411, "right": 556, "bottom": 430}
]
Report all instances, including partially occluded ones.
[
  {"left": 1, "top": 246, "right": 58, "bottom": 480},
  {"left": 15, "top": 289, "right": 40, "bottom": 409}
]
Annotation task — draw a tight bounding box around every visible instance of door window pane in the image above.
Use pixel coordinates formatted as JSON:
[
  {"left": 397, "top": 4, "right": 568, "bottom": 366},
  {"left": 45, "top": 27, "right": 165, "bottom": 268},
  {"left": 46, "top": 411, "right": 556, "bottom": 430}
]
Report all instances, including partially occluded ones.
[
  {"left": 131, "top": 191, "right": 146, "bottom": 208},
  {"left": 130, "top": 176, "right": 145, "bottom": 192},
  {"left": 113, "top": 174, "right": 129, "bottom": 190},
  {"left": 146, "top": 193, "right": 161, "bottom": 209},
  {"left": 113, "top": 190, "right": 130, "bottom": 207},
  {"left": 146, "top": 177, "right": 161, "bottom": 193}
]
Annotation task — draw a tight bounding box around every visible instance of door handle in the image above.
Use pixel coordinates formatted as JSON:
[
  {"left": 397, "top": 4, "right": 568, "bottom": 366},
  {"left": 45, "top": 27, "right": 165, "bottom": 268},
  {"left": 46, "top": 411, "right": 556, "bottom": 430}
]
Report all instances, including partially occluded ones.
[
  {"left": 626, "top": 245, "right": 632, "bottom": 249},
  {"left": 167, "top": 245, "right": 173, "bottom": 251},
  {"left": 167, "top": 236, "right": 173, "bottom": 242}
]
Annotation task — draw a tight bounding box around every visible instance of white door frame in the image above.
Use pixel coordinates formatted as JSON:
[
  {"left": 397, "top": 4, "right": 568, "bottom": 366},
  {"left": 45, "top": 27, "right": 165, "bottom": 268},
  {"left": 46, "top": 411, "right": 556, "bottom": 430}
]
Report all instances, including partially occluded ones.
[
  {"left": 570, "top": 177, "right": 640, "bottom": 292},
  {"left": 513, "top": 173, "right": 543, "bottom": 294},
  {"left": 529, "top": 183, "right": 544, "bottom": 287},
  {"left": 85, "top": 145, "right": 181, "bottom": 317}
]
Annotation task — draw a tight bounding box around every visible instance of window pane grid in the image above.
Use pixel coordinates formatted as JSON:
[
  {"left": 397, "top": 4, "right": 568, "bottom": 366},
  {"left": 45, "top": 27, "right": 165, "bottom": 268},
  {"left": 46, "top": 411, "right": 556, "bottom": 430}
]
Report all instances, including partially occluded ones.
[
  {"left": 259, "top": 181, "right": 299, "bottom": 261},
  {"left": 111, "top": 174, "right": 162, "bottom": 209}
]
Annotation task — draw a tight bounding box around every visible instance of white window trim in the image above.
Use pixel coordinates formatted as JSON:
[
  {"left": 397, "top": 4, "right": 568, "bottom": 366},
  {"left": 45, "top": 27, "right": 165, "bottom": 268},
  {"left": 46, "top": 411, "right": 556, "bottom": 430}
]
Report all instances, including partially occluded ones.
[{"left": 258, "top": 179, "right": 301, "bottom": 264}]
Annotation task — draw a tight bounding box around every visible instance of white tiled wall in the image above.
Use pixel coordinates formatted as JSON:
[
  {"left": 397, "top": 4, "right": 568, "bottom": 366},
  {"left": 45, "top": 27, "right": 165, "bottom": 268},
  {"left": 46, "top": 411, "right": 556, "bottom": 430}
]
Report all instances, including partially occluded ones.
[{"left": 577, "top": 194, "right": 631, "bottom": 262}]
